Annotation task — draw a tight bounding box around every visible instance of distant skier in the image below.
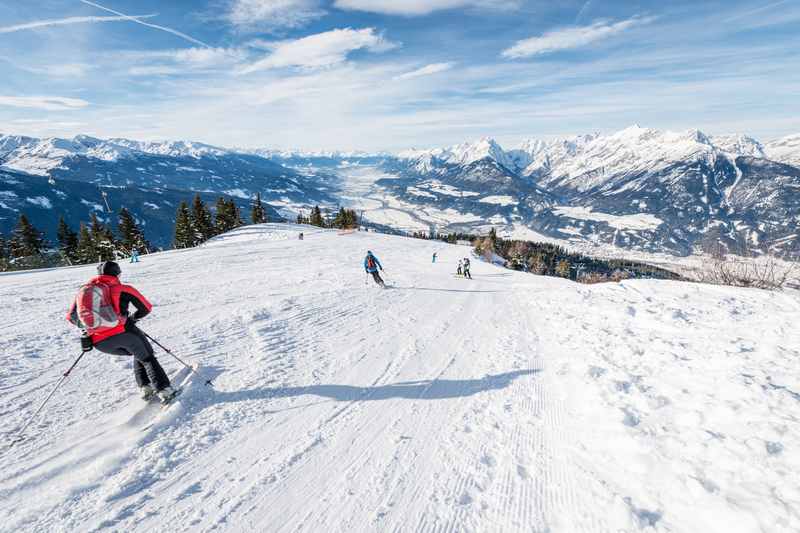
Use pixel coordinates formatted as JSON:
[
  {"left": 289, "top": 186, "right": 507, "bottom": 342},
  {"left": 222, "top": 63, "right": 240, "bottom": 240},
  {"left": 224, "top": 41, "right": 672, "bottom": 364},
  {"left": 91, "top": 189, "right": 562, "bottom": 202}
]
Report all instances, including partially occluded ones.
[
  {"left": 463, "top": 257, "right": 472, "bottom": 279},
  {"left": 66, "top": 261, "right": 177, "bottom": 403},
  {"left": 299, "top": 232, "right": 304, "bottom": 240},
  {"left": 364, "top": 250, "right": 385, "bottom": 288},
  {"left": 432, "top": 252, "right": 437, "bottom": 263},
  {"left": 130, "top": 249, "right": 140, "bottom": 263},
  {"left": 457, "top": 259, "right": 463, "bottom": 276}
]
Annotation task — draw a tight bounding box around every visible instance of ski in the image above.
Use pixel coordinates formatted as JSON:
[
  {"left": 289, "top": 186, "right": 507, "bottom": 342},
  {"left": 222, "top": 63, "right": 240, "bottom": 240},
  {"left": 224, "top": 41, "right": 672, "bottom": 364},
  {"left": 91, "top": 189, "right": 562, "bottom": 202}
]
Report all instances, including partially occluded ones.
[{"left": 159, "top": 387, "right": 183, "bottom": 407}]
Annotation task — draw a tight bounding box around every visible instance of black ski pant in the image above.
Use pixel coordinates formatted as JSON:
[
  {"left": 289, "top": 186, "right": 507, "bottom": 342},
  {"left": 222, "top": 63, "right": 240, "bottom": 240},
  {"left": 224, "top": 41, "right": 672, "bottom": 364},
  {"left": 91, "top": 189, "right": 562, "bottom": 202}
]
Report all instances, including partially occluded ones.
[
  {"left": 94, "top": 330, "right": 170, "bottom": 390},
  {"left": 370, "top": 271, "right": 384, "bottom": 286},
  {"left": 464, "top": 268, "right": 472, "bottom": 279}
]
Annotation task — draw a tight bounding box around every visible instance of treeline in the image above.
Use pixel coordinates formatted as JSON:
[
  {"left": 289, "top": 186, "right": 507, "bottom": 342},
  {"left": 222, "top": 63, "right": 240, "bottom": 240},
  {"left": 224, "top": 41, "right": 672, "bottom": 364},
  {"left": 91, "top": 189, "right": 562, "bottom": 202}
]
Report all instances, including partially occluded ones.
[
  {"left": 173, "top": 193, "right": 270, "bottom": 249},
  {"left": 0, "top": 192, "right": 273, "bottom": 271},
  {"left": 0, "top": 208, "right": 149, "bottom": 271},
  {"left": 409, "top": 231, "right": 475, "bottom": 244},
  {"left": 473, "top": 229, "right": 679, "bottom": 282},
  {"left": 296, "top": 205, "right": 359, "bottom": 229}
]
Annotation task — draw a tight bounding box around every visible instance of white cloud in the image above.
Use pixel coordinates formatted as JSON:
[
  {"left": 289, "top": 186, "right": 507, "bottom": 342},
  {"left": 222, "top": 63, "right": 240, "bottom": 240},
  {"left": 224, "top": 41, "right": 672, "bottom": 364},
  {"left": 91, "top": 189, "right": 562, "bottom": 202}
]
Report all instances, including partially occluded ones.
[
  {"left": 502, "top": 16, "right": 652, "bottom": 59},
  {"left": 240, "top": 28, "right": 398, "bottom": 73},
  {"left": 0, "top": 96, "right": 89, "bottom": 111},
  {"left": 333, "top": 0, "right": 518, "bottom": 16},
  {"left": 0, "top": 14, "right": 156, "bottom": 34},
  {"left": 395, "top": 62, "right": 454, "bottom": 80},
  {"left": 115, "top": 47, "right": 245, "bottom": 76},
  {"left": 226, "top": 0, "right": 326, "bottom": 31},
  {"left": 23, "top": 63, "right": 93, "bottom": 78}
]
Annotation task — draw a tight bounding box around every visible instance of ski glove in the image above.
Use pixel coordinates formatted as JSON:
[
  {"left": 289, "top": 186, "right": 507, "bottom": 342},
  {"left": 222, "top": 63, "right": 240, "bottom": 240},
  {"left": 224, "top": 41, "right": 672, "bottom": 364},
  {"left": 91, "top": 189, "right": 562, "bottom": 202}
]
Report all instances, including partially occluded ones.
[{"left": 80, "top": 333, "right": 94, "bottom": 352}]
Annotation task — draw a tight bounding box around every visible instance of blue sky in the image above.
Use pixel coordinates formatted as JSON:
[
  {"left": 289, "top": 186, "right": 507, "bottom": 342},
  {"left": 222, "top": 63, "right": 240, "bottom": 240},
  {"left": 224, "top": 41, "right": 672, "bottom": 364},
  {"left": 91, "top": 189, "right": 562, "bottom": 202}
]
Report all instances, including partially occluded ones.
[{"left": 0, "top": 0, "right": 798, "bottom": 151}]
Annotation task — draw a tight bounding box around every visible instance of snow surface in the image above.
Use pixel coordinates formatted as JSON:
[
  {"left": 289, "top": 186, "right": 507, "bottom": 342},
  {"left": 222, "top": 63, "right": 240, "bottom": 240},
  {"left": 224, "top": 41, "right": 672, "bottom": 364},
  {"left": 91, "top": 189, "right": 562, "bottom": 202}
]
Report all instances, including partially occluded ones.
[
  {"left": 25, "top": 196, "right": 52, "bottom": 209},
  {"left": 553, "top": 206, "right": 664, "bottom": 231},
  {"left": 1, "top": 224, "right": 799, "bottom": 532},
  {"left": 479, "top": 195, "right": 517, "bottom": 206}
]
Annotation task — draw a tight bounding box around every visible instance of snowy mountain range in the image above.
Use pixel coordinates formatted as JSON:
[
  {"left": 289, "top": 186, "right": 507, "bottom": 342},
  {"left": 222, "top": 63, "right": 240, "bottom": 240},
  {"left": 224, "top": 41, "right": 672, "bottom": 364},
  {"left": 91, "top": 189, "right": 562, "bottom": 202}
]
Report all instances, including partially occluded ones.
[
  {"left": 0, "top": 134, "right": 338, "bottom": 247},
  {"left": 1, "top": 127, "right": 799, "bottom": 256},
  {"left": 382, "top": 126, "right": 800, "bottom": 256}
]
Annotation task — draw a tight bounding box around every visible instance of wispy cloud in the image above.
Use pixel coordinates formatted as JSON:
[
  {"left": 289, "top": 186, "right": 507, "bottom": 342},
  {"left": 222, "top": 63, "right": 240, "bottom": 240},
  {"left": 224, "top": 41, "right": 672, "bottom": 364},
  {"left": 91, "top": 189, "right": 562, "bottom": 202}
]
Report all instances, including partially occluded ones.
[
  {"left": 240, "top": 28, "right": 398, "bottom": 73},
  {"left": 226, "top": 0, "right": 326, "bottom": 32},
  {"left": 502, "top": 16, "right": 653, "bottom": 59},
  {"left": 0, "top": 14, "right": 156, "bottom": 34},
  {"left": 395, "top": 62, "right": 454, "bottom": 80},
  {"left": 79, "top": 0, "right": 211, "bottom": 48},
  {"left": 0, "top": 96, "right": 89, "bottom": 111},
  {"left": 334, "top": 0, "right": 519, "bottom": 16},
  {"left": 123, "top": 47, "right": 246, "bottom": 76}
]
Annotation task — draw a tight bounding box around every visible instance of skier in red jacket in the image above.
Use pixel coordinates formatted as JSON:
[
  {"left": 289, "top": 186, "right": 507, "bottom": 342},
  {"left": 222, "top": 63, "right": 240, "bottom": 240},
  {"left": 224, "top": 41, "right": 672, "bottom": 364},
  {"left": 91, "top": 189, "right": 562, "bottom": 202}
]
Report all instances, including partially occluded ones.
[{"left": 67, "top": 261, "right": 176, "bottom": 402}]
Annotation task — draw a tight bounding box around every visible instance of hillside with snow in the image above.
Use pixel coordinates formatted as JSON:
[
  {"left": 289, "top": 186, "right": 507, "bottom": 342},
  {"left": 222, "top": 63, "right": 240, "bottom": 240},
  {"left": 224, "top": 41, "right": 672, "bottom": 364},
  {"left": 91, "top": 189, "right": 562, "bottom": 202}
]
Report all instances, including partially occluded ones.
[
  {"left": 1, "top": 225, "right": 798, "bottom": 532},
  {"left": 375, "top": 126, "right": 800, "bottom": 257},
  {"left": 2, "top": 126, "right": 800, "bottom": 255}
]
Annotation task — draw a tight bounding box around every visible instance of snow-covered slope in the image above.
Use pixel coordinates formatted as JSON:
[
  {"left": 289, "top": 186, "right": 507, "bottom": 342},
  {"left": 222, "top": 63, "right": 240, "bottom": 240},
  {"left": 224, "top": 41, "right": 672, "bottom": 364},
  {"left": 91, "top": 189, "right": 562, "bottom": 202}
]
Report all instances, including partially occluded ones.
[
  {"left": 1, "top": 224, "right": 798, "bottom": 532},
  {"left": 765, "top": 134, "right": 800, "bottom": 167},
  {"left": 0, "top": 134, "right": 230, "bottom": 175}
]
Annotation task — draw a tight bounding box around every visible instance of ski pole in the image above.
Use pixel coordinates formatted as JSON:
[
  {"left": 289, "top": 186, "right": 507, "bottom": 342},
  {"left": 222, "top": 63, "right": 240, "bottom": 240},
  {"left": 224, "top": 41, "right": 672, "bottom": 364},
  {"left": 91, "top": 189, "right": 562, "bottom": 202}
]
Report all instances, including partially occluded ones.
[
  {"left": 9, "top": 350, "right": 88, "bottom": 447},
  {"left": 140, "top": 331, "right": 214, "bottom": 387}
]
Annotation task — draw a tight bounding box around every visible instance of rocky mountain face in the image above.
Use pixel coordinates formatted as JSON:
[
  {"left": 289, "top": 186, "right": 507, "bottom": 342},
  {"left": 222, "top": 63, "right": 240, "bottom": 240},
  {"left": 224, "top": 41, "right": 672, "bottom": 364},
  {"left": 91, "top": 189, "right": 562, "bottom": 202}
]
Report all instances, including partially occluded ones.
[
  {"left": 2, "top": 127, "right": 799, "bottom": 256},
  {"left": 386, "top": 126, "right": 800, "bottom": 256},
  {"left": 0, "top": 134, "right": 336, "bottom": 247}
]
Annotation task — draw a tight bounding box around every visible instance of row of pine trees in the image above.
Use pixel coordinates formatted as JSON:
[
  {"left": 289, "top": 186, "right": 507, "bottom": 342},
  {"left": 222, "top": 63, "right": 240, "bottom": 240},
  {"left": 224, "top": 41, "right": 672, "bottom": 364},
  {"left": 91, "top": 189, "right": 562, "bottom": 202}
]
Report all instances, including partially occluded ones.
[
  {"left": 173, "top": 193, "right": 269, "bottom": 249},
  {"left": 0, "top": 208, "right": 149, "bottom": 270},
  {"left": 296, "top": 205, "right": 359, "bottom": 229},
  {"left": 1, "top": 192, "right": 364, "bottom": 271}
]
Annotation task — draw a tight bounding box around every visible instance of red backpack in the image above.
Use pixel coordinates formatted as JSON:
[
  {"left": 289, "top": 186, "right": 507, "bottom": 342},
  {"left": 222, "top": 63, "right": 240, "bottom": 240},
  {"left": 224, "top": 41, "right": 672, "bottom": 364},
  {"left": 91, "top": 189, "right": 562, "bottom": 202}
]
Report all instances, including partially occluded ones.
[
  {"left": 367, "top": 256, "right": 375, "bottom": 269},
  {"left": 74, "top": 280, "right": 123, "bottom": 335}
]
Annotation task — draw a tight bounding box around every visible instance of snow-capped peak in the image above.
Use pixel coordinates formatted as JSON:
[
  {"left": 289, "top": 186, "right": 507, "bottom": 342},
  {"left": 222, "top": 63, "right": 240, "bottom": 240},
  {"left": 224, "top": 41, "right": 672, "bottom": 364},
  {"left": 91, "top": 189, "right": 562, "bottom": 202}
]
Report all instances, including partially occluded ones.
[
  {"left": 0, "top": 133, "right": 235, "bottom": 176},
  {"left": 398, "top": 137, "right": 516, "bottom": 171},
  {"left": 710, "top": 133, "right": 765, "bottom": 158}
]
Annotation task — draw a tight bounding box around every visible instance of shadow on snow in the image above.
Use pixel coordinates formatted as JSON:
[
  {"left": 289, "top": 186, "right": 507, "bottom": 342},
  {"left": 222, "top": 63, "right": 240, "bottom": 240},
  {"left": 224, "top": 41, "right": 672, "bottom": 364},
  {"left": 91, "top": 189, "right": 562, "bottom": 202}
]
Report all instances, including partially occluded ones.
[{"left": 195, "top": 369, "right": 538, "bottom": 409}]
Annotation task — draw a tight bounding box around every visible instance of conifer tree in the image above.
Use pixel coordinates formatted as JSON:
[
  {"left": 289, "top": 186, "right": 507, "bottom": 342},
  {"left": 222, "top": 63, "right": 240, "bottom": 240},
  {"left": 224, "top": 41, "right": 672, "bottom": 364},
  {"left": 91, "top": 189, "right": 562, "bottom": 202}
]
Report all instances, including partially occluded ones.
[
  {"left": 489, "top": 227, "right": 498, "bottom": 247},
  {"left": 555, "top": 259, "right": 571, "bottom": 278},
  {"left": 214, "top": 197, "right": 231, "bottom": 235},
  {"left": 75, "top": 223, "right": 96, "bottom": 264},
  {"left": 251, "top": 192, "right": 267, "bottom": 224},
  {"left": 9, "top": 214, "right": 45, "bottom": 259},
  {"left": 228, "top": 199, "right": 244, "bottom": 229},
  {"left": 174, "top": 201, "right": 194, "bottom": 248},
  {"left": 332, "top": 207, "right": 358, "bottom": 229},
  {"left": 0, "top": 233, "right": 8, "bottom": 271},
  {"left": 191, "top": 194, "right": 214, "bottom": 243},
  {"left": 57, "top": 216, "right": 79, "bottom": 264},
  {"left": 309, "top": 205, "right": 324, "bottom": 227},
  {"left": 89, "top": 213, "right": 116, "bottom": 261},
  {"left": 117, "top": 207, "right": 149, "bottom": 254}
]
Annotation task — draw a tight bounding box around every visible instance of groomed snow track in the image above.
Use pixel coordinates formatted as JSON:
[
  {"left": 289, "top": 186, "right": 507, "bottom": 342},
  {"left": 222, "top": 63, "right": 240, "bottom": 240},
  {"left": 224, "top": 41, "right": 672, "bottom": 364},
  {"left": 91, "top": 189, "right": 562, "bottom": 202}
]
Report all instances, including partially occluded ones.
[{"left": 1, "top": 224, "right": 798, "bottom": 532}]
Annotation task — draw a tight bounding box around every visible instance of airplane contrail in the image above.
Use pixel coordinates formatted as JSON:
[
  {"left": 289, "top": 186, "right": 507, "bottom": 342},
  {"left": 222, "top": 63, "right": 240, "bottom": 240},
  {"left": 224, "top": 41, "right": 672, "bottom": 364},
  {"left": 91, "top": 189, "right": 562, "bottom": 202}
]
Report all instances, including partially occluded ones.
[
  {"left": 79, "top": 0, "right": 211, "bottom": 48},
  {"left": 0, "top": 14, "right": 156, "bottom": 34}
]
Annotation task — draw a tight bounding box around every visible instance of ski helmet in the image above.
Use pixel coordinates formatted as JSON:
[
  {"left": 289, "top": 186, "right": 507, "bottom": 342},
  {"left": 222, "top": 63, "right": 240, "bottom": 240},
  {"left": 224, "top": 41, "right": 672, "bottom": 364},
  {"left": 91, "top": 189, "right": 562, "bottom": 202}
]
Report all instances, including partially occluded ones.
[{"left": 98, "top": 261, "right": 121, "bottom": 277}]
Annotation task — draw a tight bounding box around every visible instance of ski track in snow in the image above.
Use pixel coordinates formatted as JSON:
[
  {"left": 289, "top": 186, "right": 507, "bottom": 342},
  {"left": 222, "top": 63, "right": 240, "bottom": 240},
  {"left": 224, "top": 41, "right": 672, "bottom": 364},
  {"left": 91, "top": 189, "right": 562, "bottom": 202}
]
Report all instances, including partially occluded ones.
[{"left": 0, "top": 223, "right": 799, "bottom": 533}]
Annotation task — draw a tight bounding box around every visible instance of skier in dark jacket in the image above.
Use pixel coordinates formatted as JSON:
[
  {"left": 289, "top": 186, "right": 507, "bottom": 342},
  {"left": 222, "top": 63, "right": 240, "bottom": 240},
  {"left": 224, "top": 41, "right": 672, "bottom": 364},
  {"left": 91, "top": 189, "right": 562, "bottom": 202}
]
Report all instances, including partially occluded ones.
[
  {"left": 463, "top": 257, "right": 472, "bottom": 279},
  {"left": 66, "top": 261, "right": 176, "bottom": 403},
  {"left": 364, "top": 250, "right": 385, "bottom": 287}
]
